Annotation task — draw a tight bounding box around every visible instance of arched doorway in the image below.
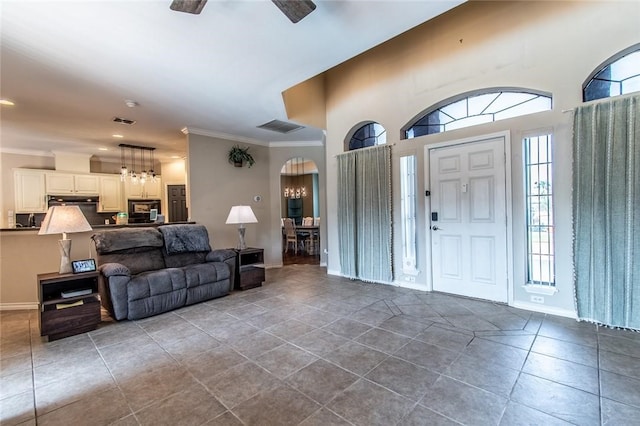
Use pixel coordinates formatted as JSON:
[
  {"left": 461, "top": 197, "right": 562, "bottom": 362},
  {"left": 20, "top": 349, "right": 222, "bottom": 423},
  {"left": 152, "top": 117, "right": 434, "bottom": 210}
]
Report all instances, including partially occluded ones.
[{"left": 280, "top": 157, "right": 320, "bottom": 265}]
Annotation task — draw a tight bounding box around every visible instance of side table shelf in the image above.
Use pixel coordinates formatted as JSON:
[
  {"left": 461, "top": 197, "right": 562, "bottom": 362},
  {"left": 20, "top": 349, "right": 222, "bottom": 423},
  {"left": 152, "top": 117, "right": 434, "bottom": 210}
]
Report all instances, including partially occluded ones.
[
  {"left": 233, "top": 248, "right": 265, "bottom": 291},
  {"left": 38, "top": 271, "right": 101, "bottom": 341}
]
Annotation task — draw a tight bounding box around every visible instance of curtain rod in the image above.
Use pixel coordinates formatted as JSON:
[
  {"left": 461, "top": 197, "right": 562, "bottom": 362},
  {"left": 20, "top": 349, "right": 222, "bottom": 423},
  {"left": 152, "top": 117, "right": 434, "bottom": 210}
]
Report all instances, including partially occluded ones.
[{"left": 334, "top": 143, "right": 396, "bottom": 158}]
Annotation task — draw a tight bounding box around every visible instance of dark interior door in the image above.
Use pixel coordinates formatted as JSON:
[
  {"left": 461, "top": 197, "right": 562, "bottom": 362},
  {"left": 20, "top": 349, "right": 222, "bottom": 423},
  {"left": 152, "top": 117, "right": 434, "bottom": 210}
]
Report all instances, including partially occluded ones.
[{"left": 168, "top": 185, "right": 188, "bottom": 222}]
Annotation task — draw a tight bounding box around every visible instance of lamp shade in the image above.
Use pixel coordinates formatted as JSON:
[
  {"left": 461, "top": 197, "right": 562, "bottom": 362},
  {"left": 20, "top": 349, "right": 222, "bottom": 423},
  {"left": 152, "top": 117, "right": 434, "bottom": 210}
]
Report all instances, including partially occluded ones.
[
  {"left": 225, "top": 205, "right": 258, "bottom": 225},
  {"left": 38, "top": 206, "right": 92, "bottom": 236}
]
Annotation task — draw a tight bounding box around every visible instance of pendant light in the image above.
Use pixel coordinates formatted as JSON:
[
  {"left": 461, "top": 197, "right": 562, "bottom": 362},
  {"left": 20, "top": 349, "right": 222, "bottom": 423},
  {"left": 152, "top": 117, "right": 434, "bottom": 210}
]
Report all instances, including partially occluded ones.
[
  {"left": 285, "top": 158, "right": 293, "bottom": 198},
  {"left": 120, "top": 145, "right": 128, "bottom": 181},
  {"left": 149, "top": 149, "right": 157, "bottom": 182},
  {"left": 300, "top": 158, "right": 307, "bottom": 197},
  {"left": 130, "top": 147, "right": 138, "bottom": 185},
  {"left": 118, "top": 143, "right": 157, "bottom": 184},
  {"left": 140, "top": 149, "right": 147, "bottom": 185}
]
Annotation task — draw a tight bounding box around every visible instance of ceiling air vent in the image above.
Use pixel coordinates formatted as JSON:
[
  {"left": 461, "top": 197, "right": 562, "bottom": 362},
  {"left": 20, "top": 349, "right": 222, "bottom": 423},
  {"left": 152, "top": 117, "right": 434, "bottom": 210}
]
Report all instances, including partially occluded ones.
[
  {"left": 112, "top": 117, "right": 136, "bottom": 125},
  {"left": 257, "top": 119, "right": 303, "bottom": 134}
]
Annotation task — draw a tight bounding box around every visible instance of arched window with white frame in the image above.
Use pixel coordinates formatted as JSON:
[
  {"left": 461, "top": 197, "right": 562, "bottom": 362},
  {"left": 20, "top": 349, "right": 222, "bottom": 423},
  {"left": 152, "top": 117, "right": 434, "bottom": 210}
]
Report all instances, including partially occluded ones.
[
  {"left": 403, "top": 88, "right": 552, "bottom": 139},
  {"left": 583, "top": 43, "right": 640, "bottom": 102}
]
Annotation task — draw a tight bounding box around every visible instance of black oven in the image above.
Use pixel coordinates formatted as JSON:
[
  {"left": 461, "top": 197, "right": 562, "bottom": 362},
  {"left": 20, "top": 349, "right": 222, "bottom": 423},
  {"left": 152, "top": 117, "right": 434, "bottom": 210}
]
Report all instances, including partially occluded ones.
[{"left": 128, "top": 199, "right": 161, "bottom": 223}]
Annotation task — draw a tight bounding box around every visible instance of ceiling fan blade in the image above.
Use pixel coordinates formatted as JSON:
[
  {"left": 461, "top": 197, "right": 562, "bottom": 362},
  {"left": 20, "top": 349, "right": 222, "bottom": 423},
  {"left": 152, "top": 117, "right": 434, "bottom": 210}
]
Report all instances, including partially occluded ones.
[
  {"left": 170, "top": 0, "right": 207, "bottom": 15},
  {"left": 272, "top": 0, "right": 316, "bottom": 23}
]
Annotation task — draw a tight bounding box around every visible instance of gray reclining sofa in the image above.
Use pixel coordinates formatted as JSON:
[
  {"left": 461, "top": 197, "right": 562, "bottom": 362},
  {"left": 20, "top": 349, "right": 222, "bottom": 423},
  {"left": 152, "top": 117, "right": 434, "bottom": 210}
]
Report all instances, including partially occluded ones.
[{"left": 92, "top": 224, "right": 236, "bottom": 320}]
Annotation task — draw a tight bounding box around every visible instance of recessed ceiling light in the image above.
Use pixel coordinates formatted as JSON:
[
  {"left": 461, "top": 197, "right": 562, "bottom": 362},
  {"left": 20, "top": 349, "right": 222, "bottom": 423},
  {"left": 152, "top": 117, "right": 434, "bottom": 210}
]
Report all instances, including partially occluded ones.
[
  {"left": 125, "top": 100, "right": 139, "bottom": 108},
  {"left": 98, "top": 147, "right": 109, "bottom": 151},
  {"left": 0, "top": 99, "right": 15, "bottom": 106},
  {"left": 171, "top": 155, "right": 181, "bottom": 159},
  {"left": 112, "top": 134, "right": 124, "bottom": 138}
]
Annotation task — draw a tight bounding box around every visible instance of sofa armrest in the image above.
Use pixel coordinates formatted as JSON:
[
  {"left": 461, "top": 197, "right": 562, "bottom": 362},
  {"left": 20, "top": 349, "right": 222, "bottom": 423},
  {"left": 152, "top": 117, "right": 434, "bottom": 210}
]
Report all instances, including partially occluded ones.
[
  {"left": 97, "top": 263, "right": 131, "bottom": 321},
  {"left": 206, "top": 249, "right": 237, "bottom": 290},
  {"left": 206, "top": 249, "right": 236, "bottom": 263},
  {"left": 100, "top": 262, "right": 131, "bottom": 278}
]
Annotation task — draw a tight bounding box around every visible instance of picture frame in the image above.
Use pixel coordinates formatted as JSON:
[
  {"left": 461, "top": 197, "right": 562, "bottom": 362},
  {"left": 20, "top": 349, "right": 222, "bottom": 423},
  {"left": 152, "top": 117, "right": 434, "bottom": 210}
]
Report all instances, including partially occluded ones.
[{"left": 71, "top": 259, "right": 97, "bottom": 274}]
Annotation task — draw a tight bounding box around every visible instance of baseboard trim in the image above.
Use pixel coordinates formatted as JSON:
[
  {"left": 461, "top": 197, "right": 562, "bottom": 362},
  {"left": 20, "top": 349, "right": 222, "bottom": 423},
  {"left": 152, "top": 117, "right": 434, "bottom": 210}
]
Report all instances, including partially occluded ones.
[
  {"left": 511, "top": 300, "right": 576, "bottom": 319},
  {"left": 393, "top": 281, "right": 429, "bottom": 292},
  {"left": 327, "top": 268, "right": 342, "bottom": 277},
  {"left": 0, "top": 302, "right": 38, "bottom": 311}
]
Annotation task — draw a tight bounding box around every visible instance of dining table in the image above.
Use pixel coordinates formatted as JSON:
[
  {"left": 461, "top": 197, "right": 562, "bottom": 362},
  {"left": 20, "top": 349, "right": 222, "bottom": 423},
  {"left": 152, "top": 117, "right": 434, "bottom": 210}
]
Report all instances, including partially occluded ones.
[{"left": 282, "top": 225, "right": 320, "bottom": 255}]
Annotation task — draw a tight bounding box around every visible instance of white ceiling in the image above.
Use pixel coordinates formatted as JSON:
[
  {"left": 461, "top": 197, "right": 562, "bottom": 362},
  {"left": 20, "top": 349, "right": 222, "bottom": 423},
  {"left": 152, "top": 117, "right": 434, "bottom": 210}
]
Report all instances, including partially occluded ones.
[{"left": 0, "top": 0, "right": 464, "bottom": 162}]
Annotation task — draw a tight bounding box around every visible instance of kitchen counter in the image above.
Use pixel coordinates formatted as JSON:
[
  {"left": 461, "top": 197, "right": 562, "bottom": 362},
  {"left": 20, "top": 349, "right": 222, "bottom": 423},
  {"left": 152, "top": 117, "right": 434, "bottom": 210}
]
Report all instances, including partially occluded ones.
[
  {"left": 0, "top": 221, "right": 199, "bottom": 308},
  {"left": 0, "top": 222, "right": 195, "bottom": 232}
]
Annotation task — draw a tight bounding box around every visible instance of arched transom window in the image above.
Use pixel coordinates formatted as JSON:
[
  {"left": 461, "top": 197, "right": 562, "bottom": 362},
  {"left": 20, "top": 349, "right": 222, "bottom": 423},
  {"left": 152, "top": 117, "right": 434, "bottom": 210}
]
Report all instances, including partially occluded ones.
[
  {"left": 404, "top": 89, "right": 552, "bottom": 139},
  {"left": 583, "top": 45, "right": 640, "bottom": 102},
  {"left": 347, "top": 122, "right": 386, "bottom": 151}
]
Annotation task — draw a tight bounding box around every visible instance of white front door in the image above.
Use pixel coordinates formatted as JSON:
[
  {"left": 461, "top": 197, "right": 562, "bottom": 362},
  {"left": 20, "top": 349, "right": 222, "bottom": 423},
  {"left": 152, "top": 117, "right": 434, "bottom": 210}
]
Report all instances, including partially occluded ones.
[{"left": 429, "top": 137, "right": 508, "bottom": 302}]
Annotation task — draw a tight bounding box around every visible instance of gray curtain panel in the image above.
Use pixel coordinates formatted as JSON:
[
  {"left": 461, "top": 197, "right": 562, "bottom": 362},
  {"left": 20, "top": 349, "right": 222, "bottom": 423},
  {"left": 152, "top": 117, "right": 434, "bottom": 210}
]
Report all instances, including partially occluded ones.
[
  {"left": 573, "top": 94, "right": 640, "bottom": 330},
  {"left": 337, "top": 145, "right": 393, "bottom": 283}
]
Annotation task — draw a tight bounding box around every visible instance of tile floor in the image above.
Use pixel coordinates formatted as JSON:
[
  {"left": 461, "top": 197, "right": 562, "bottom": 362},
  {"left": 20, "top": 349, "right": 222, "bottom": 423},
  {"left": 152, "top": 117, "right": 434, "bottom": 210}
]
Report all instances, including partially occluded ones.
[{"left": 1, "top": 264, "right": 640, "bottom": 425}]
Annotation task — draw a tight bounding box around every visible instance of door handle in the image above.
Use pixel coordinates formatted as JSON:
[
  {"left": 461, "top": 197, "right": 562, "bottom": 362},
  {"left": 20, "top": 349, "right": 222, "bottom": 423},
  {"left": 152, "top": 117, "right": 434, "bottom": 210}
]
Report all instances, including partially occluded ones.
[{"left": 431, "top": 226, "right": 443, "bottom": 231}]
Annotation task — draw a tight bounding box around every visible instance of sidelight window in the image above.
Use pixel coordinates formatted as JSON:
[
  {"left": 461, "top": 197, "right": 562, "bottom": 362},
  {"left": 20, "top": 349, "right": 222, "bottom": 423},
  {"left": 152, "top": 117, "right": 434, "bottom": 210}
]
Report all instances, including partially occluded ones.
[
  {"left": 524, "top": 134, "right": 555, "bottom": 286},
  {"left": 400, "top": 155, "right": 418, "bottom": 275}
]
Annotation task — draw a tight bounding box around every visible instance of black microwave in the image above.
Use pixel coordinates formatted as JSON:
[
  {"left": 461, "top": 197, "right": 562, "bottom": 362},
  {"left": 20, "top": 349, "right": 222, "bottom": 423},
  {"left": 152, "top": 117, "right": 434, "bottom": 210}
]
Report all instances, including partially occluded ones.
[{"left": 128, "top": 199, "right": 161, "bottom": 223}]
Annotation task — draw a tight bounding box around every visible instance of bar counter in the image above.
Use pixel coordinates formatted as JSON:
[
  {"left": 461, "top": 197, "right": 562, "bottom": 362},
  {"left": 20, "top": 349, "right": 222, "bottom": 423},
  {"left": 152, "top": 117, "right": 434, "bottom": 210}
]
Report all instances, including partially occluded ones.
[
  {"left": 0, "top": 222, "right": 195, "bottom": 308},
  {"left": 0, "top": 221, "right": 194, "bottom": 232}
]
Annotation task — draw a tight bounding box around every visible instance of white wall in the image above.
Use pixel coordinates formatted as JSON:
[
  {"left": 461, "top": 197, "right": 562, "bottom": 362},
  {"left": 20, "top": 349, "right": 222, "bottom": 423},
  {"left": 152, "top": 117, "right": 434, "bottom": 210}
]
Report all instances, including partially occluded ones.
[{"left": 322, "top": 1, "right": 640, "bottom": 317}]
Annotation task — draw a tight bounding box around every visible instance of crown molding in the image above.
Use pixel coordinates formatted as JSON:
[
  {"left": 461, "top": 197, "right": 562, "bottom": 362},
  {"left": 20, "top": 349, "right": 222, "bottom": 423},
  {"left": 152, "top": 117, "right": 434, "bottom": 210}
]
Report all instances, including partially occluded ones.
[
  {"left": 269, "top": 140, "right": 324, "bottom": 148},
  {"left": 183, "top": 127, "right": 324, "bottom": 148},
  {"left": 0, "top": 147, "right": 54, "bottom": 157},
  {"left": 183, "top": 127, "right": 269, "bottom": 147}
]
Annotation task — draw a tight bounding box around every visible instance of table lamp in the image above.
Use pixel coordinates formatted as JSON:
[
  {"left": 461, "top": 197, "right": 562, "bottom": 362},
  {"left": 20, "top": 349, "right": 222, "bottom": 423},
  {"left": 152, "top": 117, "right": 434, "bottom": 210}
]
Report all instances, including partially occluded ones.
[
  {"left": 225, "top": 205, "right": 258, "bottom": 250},
  {"left": 38, "top": 205, "right": 93, "bottom": 274}
]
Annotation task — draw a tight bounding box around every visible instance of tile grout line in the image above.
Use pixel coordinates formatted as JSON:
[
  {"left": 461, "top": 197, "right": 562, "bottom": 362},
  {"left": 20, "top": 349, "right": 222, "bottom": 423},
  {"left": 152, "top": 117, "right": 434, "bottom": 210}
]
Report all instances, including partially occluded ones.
[
  {"left": 90, "top": 321, "right": 143, "bottom": 425},
  {"left": 29, "top": 314, "right": 39, "bottom": 426}
]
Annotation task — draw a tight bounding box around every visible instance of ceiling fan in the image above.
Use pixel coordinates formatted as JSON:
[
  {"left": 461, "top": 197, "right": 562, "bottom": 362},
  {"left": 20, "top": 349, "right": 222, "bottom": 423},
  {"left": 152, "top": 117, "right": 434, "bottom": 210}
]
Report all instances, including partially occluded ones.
[{"left": 170, "top": 0, "right": 316, "bottom": 24}]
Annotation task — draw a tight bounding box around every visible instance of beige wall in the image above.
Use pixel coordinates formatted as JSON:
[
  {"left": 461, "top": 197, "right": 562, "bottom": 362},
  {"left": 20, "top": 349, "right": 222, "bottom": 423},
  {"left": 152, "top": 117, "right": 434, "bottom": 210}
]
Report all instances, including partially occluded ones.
[
  {"left": 0, "top": 229, "right": 96, "bottom": 308},
  {"left": 187, "top": 135, "right": 327, "bottom": 267},
  {"left": 186, "top": 134, "right": 274, "bottom": 262},
  {"left": 282, "top": 74, "right": 326, "bottom": 130},
  {"left": 317, "top": 1, "right": 639, "bottom": 317}
]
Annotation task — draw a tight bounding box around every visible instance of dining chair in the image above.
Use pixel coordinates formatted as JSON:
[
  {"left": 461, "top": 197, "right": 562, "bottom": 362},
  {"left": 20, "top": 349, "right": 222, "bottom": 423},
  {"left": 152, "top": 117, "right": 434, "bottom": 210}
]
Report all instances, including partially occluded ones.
[{"left": 283, "top": 218, "right": 299, "bottom": 254}]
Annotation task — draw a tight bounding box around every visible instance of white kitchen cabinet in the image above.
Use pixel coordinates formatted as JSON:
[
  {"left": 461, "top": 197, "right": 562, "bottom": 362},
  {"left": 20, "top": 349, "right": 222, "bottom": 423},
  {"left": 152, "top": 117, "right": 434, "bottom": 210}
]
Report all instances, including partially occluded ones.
[
  {"left": 14, "top": 169, "right": 47, "bottom": 213},
  {"left": 98, "top": 175, "right": 123, "bottom": 212},
  {"left": 142, "top": 177, "right": 162, "bottom": 199},
  {"left": 124, "top": 176, "right": 162, "bottom": 199},
  {"left": 46, "top": 173, "right": 99, "bottom": 195}
]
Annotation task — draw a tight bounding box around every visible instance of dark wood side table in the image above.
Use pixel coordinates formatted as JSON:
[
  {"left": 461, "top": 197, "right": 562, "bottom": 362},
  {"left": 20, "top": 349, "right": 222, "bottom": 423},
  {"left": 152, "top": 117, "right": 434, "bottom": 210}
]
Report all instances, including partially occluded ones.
[
  {"left": 232, "top": 248, "right": 265, "bottom": 291},
  {"left": 38, "top": 271, "right": 101, "bottom": 341}
]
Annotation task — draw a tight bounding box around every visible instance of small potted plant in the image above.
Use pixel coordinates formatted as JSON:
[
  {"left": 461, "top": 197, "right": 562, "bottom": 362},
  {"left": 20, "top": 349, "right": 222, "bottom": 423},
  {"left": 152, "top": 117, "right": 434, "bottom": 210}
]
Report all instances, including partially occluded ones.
[{"left": 228, "top": 145, "right": 255, "bottom": 168}]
